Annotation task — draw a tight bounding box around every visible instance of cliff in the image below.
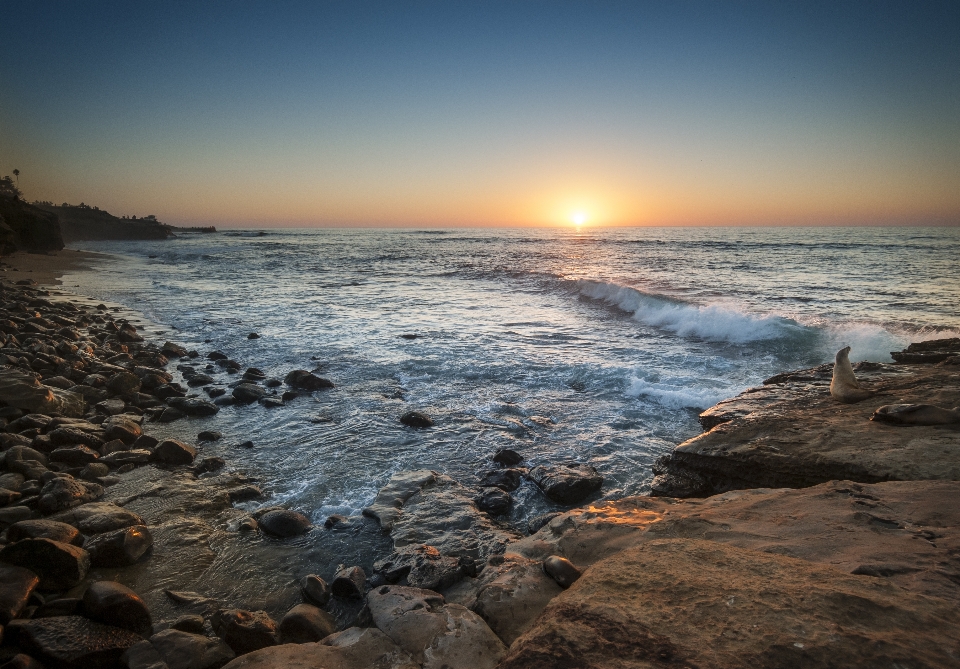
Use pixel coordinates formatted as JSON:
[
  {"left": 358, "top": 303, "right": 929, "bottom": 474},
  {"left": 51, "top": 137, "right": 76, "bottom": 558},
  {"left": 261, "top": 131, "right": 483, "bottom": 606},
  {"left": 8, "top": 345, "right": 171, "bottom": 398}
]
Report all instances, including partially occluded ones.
[
  {"left": 34, "top": 204, "right": 174, "bottom": 242},
  {"left": 0, "top": 197, "right": 65, "bottom": 254}
]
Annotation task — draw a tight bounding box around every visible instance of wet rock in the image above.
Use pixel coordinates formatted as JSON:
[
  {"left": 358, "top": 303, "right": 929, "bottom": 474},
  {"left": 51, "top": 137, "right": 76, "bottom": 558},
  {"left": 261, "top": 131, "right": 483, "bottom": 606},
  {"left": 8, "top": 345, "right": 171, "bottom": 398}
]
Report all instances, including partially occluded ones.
[
  {"left": 258, "top": 509, "right": 311, "bottom": 537},
  {"left": 243, "top": 368, "right": 266, "bottom": 380},
  {"left": 80, "top": 462, "right": 111, "bottom": 481},
  {"left": 527, "top": 512, "right": 561, "bottom": 535},
  {"left": 283, "top": 370, "right": 334, "bottom": 390},
  {"left": 399, "top": 411, "right": 432, "bottom": 428},
  {"left": 212, "top": 609, "right": 278, "bottom": 656},
  {"left": 158, "top": 406, "right": 186, "bottom": 423},
  {"left": 33, "top": 597, "right": 82, "bottom": 618},
  {"left": 478, "top": 468, "right": 523, "bottom": 491},
  {"left": 106, "top": 371, "right": 142, "bottom": 396},
  {"left": 259, "top": 397, "right": 283, "bottom": 409},
  {"left": 82, "top": 580, "right": 153, "bottom": 637},
  {"left": 228, "top": 485, "right": 263, "bottom": 503},
  {"left": 145, "top": 628, "right": 236, "bottom": 669},
  {"left": 85, "top": 524, "right": 153, "bottom": 567},
  {"left": 277, "top": 603, "right": 336, "bottom": 644},
  {"left": 133, "top": 434, "right": 160, "bottom": 450},
  {"left": 186, "top": 374, "right": 215, "bottom": 387},
  {"left": 48, "top": 426, "right": 104, "bottom": 449},
  {"left": 103, "top": 415, "right": 143, "bottom": 443},
  {"left": 101, "top": 449, "right": 152, "bottom": 467},
  {"left": 12, "top": 615, "right": 143, "bottom": 668},
  {"left": 193, "top": 457, "right": 226, "bottom": 475},
  {"left": 197, "top": 430, "right": 222, "bottom": 442},
  {"left": 170, "top": 614, "right": 206, "bottom": 634},
  {"left": 366, "top": 585, "right": 506, "bottom": 669},
  {"left": 0, "top": 506, "right": 33, "bottom": 527},
  {"left": 300, "top": 575, "right": 331, "bottom": 607},
  {"left": 280, "top": 391, "right": 298, "bottom": 402},
  {"left": 166, "top": 397, "right": 219, "bottom": 417},
  {"left": 542, "top": 555, "right": 581, "bottom": 588},
  {"left": 374, "top": 544, "right": 465, "bottom": 591},
  {"left": 238, "top": 517, "right": 258, "bottom": 532},
  {"left": 155, "top": 384, "right": 187, "bottom": 400},
  {"left": 492, "top": 448, "right": 523, "bottom": 467},
  {"left": 332, "top": 566, "right": 366, "bottom": 599},
  {"left": 0, "top": 487, "right": 23, "bottom": 506},
  {"left": 154, "top": 439, "right": 197, "bottom": 465},
  {"left": 528, "top": 462, "right": 603, "bottom": 504},
  {"left": 219, "top": 627, "right": 416, "bottom": 669},
  {"left": 231, "top": 383, "right": 266, "bottom": 404},
  {"left": 475, "top": 488, "right": 511, "bottom": 516},
  {"left": 6, "top": 519, "right": 83, "bottom": 546},
  {"left": 95, "top": 398, "right": 125, "bottom": 415},
  {"left": 161, "top": 342, "right": 188, "bottom": 358},
  {"left": 214, "top": 395, "right": 237, "bottom": 407},
  {"left": 0, "top": 564, "right": 39, "bottom": 624},
  {"left": 0, "top": 472, "right": 25, "bottom": 492},
  {"left": 0, "top": 538, "right": 89, "bottom": 589},
  {"left": 38, "top": 476, "right": 103, "bottom": 514},
  {"left": 50, "top": 444, "right": 101, "bottom": 466},
  {"left": 264, "top": 378, "right": 281, "bottom": 388},
  {"left": 247, "top": 333, "right": 260, "bottom": 339},
  {"left": 50, "top": 501, "right": 145, "bottom": 534}
]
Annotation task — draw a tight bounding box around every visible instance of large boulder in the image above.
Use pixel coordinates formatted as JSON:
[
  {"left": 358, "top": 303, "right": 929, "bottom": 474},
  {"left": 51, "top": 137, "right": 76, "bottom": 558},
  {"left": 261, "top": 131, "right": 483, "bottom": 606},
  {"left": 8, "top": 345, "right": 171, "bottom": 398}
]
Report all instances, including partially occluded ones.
[
  {"left": 124, "top": 628, "right": 235, "bottom": 669},
  {"left": 82, "top": 580, "right": 153, "bottom": 637},
  {"left": 374, "top": 544, "right": 465, "bottom": 591},
  {"left": 106, "top": 371, "right": 142, "bottom": 396},
  {"left": 166, "top": 397, "right": 220, "bottom": 417},
  {"left": 212, "top": 609, "right": 278, "bottom": 656},
  {"left": 0, "top": 563, "right": 39, "bottom": 624},
  {"left": 85, "top": 525, "right": 153, "bottom": 567},
  {"left": 10, "top": 615, "right": 142, "bottom": 668},
  {"left": 218, "top": 627, "right": 416, "bottom": 669},
  {"left": 6, "top": 519, "right": 83, "bottom": 546},
  {"left": 528, "top": 463, "right": 603, "bottom": 504},
  {"left": 50, "top": 501, "right": 145, "bottom": 534},
  {"left": 102, "top": 415, "right": 143, "bottom": 443},
  {"left": 154, "top": 439, "right": 197, "bottom": 465},
  {"left": 499, "top": 539, "right": 960, "bottom": 669},
  {"left": 231, "top": 383, "right": 266, "bottom": 404},
  {"left": 277, "top": 603, "right": 337, "bottom": 644},
  {"left": 0, "top": 538, "right": 90, "bottom": 589},
  {"left": 284, "top": 370, "right": 334, "bottom": 390},
  {"left": 258, "top": 509, "right": 311, "bottom": 538},
  {"left": 38, "top": 476, "right": 104, "bottom": 514},
  {"left": 0, "top": 366, "right": 84, "bottom": 416}
]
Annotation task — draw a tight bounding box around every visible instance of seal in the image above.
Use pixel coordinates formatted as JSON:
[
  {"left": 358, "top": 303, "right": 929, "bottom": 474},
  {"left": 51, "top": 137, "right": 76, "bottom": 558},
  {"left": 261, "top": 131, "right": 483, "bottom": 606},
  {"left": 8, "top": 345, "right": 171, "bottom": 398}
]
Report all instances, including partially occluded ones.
[
  {"left": 872, "top": 404, "right": 960, "bottom": 426},
  {"left": 830, "top": 346, "right": 875, "bottom": 403}
]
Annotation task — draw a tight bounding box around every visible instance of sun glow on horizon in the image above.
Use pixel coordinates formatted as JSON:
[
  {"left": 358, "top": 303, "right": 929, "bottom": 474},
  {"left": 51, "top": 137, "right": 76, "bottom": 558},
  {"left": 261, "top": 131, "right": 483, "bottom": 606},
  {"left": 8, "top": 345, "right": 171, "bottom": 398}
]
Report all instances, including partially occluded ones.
[{"left": 571, "top": 211, "right": 588, "bottom": 226}]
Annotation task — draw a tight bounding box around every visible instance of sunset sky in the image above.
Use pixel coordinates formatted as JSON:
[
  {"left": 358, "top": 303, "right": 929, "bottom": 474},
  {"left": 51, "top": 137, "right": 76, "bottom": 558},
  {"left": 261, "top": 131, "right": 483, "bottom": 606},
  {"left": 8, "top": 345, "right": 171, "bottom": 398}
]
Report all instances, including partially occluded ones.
[{"left": 2, "top": 1, "right": 958, "bottom": 227}]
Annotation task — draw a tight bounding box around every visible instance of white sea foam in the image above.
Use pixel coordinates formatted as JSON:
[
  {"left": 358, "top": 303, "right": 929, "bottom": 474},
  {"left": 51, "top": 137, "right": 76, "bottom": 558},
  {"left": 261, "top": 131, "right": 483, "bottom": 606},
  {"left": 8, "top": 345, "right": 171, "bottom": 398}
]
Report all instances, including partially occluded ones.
[
  {"left": 577, "top": 279, "right": 799, "bottom": 344},
  {"left": 625, "top": 376, "right": 743, "bottom": 409}
]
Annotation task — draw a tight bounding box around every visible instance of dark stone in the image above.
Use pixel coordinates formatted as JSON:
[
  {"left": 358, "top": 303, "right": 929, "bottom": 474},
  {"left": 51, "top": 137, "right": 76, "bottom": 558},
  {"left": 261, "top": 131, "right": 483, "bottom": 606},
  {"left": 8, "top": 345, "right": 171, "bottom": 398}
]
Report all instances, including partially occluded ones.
[
  {"left": 478, "top": 468, "right": 524, "bottom": 491},
  {"left": 299, "top": 575, "right": 331, "bottom": 607},
  {"left": 80, "top": 463, "right": 111, "bottom": 481},
  {"left": 258, "top": 510, "right": 311, "bottom": 537},
  {"left": 197, "top": 430, "right": 222, "bottom": 441},
  {"left": 212, "top": 608, "right": 277, "bottom": 656},
  {"left": 38, "top": 476, "right": 103, "bottom": 514},
  {"left": 281, "top": 391, "right": 298, "bottom": 402},
  {"left": 475, "top": 488, "right": 512, "bottom": 515},
  {"left": 283, "top": 370, "right": 334, "bottom": 390},
  {"left": 243, "top": 368, "right": 266, "bottom": 380},
  {"left": 264, "top": 378, "right": 282, "bottom": 388},
  {"left": 157, "top": 407, "right": 186, "bottom": 423},
  {"left": 48, "top": 427, "right": 104, "bottom": 449},
  {"left": 0, "top": 564, "right": 39, "bottom": 624},
  {"left": 232, "top": 383, "right": 266, "bottom": 404},
  {"left": 527, "top": 512, "right": 561, "bottom": 535},
  {"left": 102, "top": 417, "right": 142, "bottom": 443},
  {"left": 33, "top": 597, "right": 81, "bottom": 618},
  {"left": 165, "top": 397, "right": 219, "bottom": 416},
  {"left": 374, "top": 544, "right": 465, "bottom": 591},
  {"left": 399, "top": 411, "right": 433, "bottom": 428},
  {"left": 106, "top": 371, "right": 141, "bottom": 396},
  {"left": 493, "top": 448, "right": 523, "bottom": 467},
  {"left": 235, "top": 440, "right": 254, "bottom": 449},
  {"left": 228, "top": 485, "right": 263, "bottom": 503},
  {"left": 331, "top": 566, "right": 366, "bottom": 598},
  {"left": 50, "top": 445, "right": 101, "bottom": 466},
  {"left": 94, "top": 398, "right": 125, "bottom": 416},
  {"left": 0, "top": 538, "right": 90, "bottom": 590},
  {"left": 153, "top": 439, "right": 197, "bottom": 465},
  {"left": 85, "top": 525, "right": 153, "bottom": 567},
  {"left": 277, "top": 603, "right": 336, "bottom": 644},
  {"left": 154, "top": 384, "right": 186, "bottom": 400},
  {"left": 186, "top": 374, "right": 215, "bottom": 387},
  {"left": 247, "top": 332, "right": 260, "bottom": 339},
  {"left": 161, "top": 342, "right": 188, "bottom": 358},
  {"left": 528, "top": 462, "right": 603, "bottom": 504},
  {"left": 213, "top": 395, "right": 237, "bottom": 406},
  {"left": 207, "top": 351, "right": 228, "bottom": 361},
  {"left": 323, "top": 514, "right": 348, "bottom": 529},
  {"left": 206, "top": 387, "right": 226, "bottom": 398},
  {"left": 6, "top": 519, "right": 82, "bottom": 546},
  {"left": 133, "top": 434, "right": 159, "bottom": 450},
  {"left": 542, "top": 555, "right": 581, "bottom": 588},
  {"left": 260, "top": 397, "right": 283, "bottom": 408},
  {"left": 82, "top": 581, "right": 153, "bottom": 637},
  {"left": 193, "top": 457, "right": 225, "bottom": 475},
  {"left": 100, "top": 449, "right": 152, "bottom": 467},
  {"left": 170, "top": 614, "right": 206, "bottom": 634},
  {"left": 400, "top": 333, "right": 418, "bottom": 339},
  {"left": 12, "top": 615, "right": 142, "bottom": 668}
]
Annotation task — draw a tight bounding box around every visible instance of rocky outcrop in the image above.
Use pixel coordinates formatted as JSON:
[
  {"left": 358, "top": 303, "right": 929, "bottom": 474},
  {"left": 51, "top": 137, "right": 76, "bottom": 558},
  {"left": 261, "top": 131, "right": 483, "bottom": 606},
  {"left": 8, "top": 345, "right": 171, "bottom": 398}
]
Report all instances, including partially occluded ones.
[
  {"left": 0, "top": 198, "right": 64, "bottom": 253},
  {"left": 33, "top": 203, "right": 174, "bottom": 242}
]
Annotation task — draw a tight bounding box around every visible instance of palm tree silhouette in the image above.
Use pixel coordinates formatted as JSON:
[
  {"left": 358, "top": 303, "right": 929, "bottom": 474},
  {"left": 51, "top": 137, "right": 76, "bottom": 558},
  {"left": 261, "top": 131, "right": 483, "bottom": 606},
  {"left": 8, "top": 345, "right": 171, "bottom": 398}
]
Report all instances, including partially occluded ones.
[{"left": 12, "top": 169, "right": 19, "bottom": 187}]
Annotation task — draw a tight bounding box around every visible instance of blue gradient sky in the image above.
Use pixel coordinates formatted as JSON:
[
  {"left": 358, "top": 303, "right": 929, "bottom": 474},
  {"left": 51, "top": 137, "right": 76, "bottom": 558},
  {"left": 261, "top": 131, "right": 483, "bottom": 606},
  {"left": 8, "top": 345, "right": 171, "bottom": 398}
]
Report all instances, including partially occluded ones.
[{"left": 2, "top": 1, "right": 958, "bottom": 227}]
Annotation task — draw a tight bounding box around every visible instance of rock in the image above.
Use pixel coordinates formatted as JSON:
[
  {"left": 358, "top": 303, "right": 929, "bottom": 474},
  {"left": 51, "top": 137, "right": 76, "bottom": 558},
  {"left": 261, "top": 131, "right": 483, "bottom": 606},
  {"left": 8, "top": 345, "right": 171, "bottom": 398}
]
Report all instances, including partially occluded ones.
[
  {"left": 492, "top": 449, "right": 523, "bottom": 467},
  {"left": 228, "top": 485, "right": 263, "bottom": 503},
  {"left": 283, "top": 370, "right": 334, "bottom": 390},
  {"left": 197, "top": 430, "right": 222, "bottom": 442},
  {"left": 0, "top": 506, "right": 33, "bottom": 527},
  {"left": 399, "top": 411, "right": 432, "bottom": 428},
  {"left": 106, "top": 371, "right": 142, "bottom": 396},
  {"left": 0, "top": 366, "right": 81, "bottom": 416},
  {"left": 526, "top": 512, "right": 561, "bottom": 535},
  {"left": 186, "top": 374, "right": 215, "bottom": 387},
  {"left": 475, "top": 488, "right": 511, "bottom": 515},
  {"left": 280, "top": 391, "right": 298, "bottom": 402},
  {"left": 528, "top": 463, "right": 603, "bottom": 504},
  {"left": 219, "top": 627, "right": 416, "bottom": 669},
  {"left": 103, "top": 415, "right": 143, "bottom": 443},
  {"left": 82, "top": 580, "right": 153, "bottom": 637},
  {"left": 50, "top": 501, "right": 145, "bottom": 534},
  {"left": 158, "top": 406, "right": 186, "bottom": 423},
  {"left": 299, "top": 575, "right": 331, "bottom": 607},
  {"left": 193, "top": 457, "right": 225, "bottom": 475},
  {"left": 154, "top": 439, "right": 197, "bottom": 465},
  {"left": 264, "top": 378, "right": 281, "bottom": 388},
  {"left": 258, "top": 509, "right": 311, "bottom": 537},
  {"left": 231, "top": 383, "right": 266, "bottom": 404},
  {"left": 95, "top": 398, "right": 125, "bottom": 415},
  {"left": 0, "top": 488, "right": 23, "bottom": 506},
  {"left": 12, "top": 615, "right": 143, "bottom": 668},
  {"left": 331, "top": 566, "right": 366, "bottom": 598},
  {"left": 38, "top": 476, "right": 103, "bottom": 514},
  {"left": 166, "top": 397, "right": 220, "bottom": 417},
  {"left": 34, "top": 597, "right": 82, "bottom": 618},
  {"left": 542, "top": 555, "right": 581, "bottom": 588},
  {"left": 80, "top": 462, "right": 111, "bottom": 481},
  {"left": 366, "top": 585, "right": 506, "bottom": 668},
  {"left": 49, "top": 426, "right": 104, "bottom": 449},
  {"left": 50, "top": 444, "right": 101, "bottom": 466},
  {"left": 478, "top": 468, "right": 523, "bottom": 491},
  {"left": 243, "top": 368, "right": 266, "bottom": 380},
  {"left": 238, "top": 517, "right": 258, "bottom": 532},
  {"left": 277, "top": 603, "right": 337, "bottom": 644},
  {"left": 85, "top": 524, "right": 153, "bottom": 567},
  {"left": 170, "top": 614, "right": 206, "bottom": 634},
  {"left": 247, "top": 333, "right": 260, "bottom": 339},
  {"left": 0, "top": 564, "right": 39, "bottom": 624},
  {"left": 500, "top": 538, "right": 960, "bottom": 669},
  {"left": 6, "top": 519, "right": 83, "bottom": 546},
  {"left": 134, "top": 434, "right": 160, "bottom": 450},
  {"left": 0, "top": 538, "right": 89, "bottom": 589},
  {"left": 44, "top": 375, "right": 75, "bottom": 389},
  {"left": 0, "top": 473, "right": 25, "bottom": 492},
  {"left": 374, "top": 544, "right": 465, "bottom": 591},
  {"left": 212, "top": 609, "right": 278, "bottom": 656},
  {"left": 101, "top": 449, "right": 152, "bottom": 467},
  {"left": 161, "top": 342, "right": 188, "bottom": 358},
  {"left": 147, "top": 628, "right": 235, "bottom": 669},
  {"left": 259, "top": 397, "right": 283, "bottom": 408}
]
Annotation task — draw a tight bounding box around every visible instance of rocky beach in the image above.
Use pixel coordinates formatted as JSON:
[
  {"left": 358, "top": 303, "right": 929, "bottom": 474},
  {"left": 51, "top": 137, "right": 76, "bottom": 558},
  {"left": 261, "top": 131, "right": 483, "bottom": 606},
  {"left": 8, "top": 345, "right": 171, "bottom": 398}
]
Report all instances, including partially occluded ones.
[{"left": 0, "top": 251, "right": 956, "bottom": 668}]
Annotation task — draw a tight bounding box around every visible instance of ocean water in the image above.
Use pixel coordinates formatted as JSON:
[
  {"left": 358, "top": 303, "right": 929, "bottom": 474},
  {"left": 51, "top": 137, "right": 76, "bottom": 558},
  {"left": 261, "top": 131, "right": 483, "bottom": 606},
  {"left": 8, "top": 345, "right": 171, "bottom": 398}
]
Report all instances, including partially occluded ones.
[{"left": 64, "top": 226, "right": 960, "bottom": 527}]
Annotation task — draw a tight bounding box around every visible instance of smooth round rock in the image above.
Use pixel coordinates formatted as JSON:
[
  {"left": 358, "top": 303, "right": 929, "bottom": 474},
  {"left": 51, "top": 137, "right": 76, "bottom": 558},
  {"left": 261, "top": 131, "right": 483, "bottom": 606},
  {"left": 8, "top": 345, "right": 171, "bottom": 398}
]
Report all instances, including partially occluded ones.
[
  {"left": 6, "top": 519, "right": 83, "bottom": 546},
  {"left": 283, "top": 370, "right": 334, "bottom": 390},
  {"left": 543, "top": 555, "right": 582, "bottom": 588},
  {"left": 197, "top": 430, "right": 222, "bottom": 442},
  {"left": 82, "top": 580, "right": 153, "bottom": 637},
  {"left": 170, "top": 614, "right": 206, "bottom": 634},
  {"left": 85, "top": 525, "right": 153, "bottom": 567},
  {"left": 399, "top": 411, "right": 433, "bottom": 428},
  {"left": 278, "top": 603, "right": 336, "bottom": 644},
  {"left": 258, "top": 510, "right": 311, "bottom": 538},
  {"left": 475, "top": 488, "right": 512, "bottom": 515},
  {"left": 299, "top": 575, "right": 331, "bottom": 607},
  {"left": 153, "top": 439, "right": 197, "bottom": 465},
  {"left": 331, "top": 566, "right": 366, "bottom": 599},
  {"left": 0, "top": 538, "right": 90, "bottom": 590},
  {"left": 212, "top": 609, "right": 277, "bottom": 656},
  {"left": 493, "top": 448, "right": 523, "bottom": 467},
  {"left": 232, "top": 383, "right": 266, "bottom": 404}
]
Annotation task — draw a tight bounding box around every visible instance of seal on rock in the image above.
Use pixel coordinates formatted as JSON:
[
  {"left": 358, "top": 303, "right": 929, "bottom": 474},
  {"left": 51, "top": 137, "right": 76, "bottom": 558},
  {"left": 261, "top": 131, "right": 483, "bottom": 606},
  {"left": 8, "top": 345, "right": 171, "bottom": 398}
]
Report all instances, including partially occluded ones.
[
  {"left": 830, "top": 346, "right": 875, "bottom": 404},
  {"left": 872, "top": 404, "right": 960, "bottom": 426}
]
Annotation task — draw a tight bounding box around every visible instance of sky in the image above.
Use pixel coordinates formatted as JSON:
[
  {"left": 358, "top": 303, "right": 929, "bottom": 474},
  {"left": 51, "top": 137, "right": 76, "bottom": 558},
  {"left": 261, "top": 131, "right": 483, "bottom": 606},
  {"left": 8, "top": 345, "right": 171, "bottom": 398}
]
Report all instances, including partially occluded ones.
[{"left": 1, "top": 1, "right": 959, "bottom": 228}]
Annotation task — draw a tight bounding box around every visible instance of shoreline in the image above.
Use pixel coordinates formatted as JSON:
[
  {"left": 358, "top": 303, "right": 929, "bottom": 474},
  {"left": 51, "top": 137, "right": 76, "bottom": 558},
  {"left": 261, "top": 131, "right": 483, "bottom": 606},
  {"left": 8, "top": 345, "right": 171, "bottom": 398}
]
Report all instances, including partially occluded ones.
[{"left": 0, "top": 254, "right": 958, "bottom": 667}]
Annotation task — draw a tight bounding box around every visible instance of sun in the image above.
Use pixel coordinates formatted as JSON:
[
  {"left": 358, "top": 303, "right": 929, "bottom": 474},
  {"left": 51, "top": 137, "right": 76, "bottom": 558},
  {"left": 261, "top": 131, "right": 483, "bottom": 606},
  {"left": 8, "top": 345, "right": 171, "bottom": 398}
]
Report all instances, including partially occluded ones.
[{"left": 571, "top": 211, "right": 588, "bottom": 226}]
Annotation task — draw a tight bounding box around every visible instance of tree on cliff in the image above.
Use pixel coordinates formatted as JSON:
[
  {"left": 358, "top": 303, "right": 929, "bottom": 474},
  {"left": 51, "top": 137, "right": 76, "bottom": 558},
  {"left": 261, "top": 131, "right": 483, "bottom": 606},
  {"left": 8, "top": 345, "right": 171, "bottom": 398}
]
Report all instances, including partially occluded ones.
[
  {"left": 12, "top": 169, "right": 19, "bottom": 187},
  {"left": 0, "top": 176, "right": 22, "bottom": 200}
]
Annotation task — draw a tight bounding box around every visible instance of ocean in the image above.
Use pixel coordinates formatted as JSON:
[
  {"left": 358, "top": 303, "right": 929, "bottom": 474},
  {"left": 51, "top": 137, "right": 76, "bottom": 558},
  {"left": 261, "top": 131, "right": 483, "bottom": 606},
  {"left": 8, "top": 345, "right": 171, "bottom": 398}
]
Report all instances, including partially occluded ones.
[{"left": 64, "top": 226, "right": 960, "bottom": 528}]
